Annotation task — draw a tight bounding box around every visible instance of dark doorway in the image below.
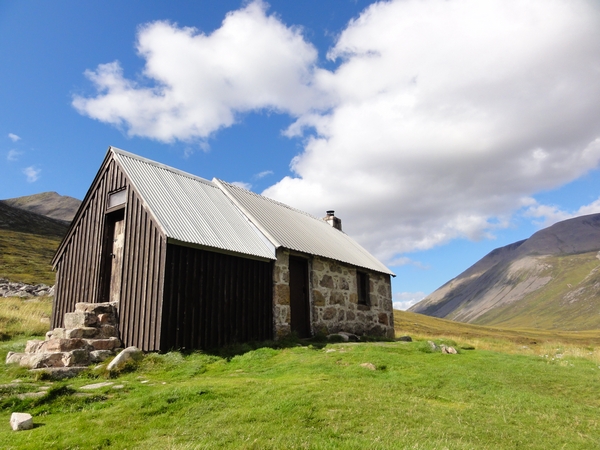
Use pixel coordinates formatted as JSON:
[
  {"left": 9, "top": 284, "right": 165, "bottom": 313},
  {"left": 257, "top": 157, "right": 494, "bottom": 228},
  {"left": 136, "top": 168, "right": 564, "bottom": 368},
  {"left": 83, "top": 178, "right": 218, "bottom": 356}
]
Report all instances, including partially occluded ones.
[
  {"left": 289, "top": 256, "right": 311, "bottom": 338},
  {"left": 99, "top": 209, "right": 125, "bottom": 303}
]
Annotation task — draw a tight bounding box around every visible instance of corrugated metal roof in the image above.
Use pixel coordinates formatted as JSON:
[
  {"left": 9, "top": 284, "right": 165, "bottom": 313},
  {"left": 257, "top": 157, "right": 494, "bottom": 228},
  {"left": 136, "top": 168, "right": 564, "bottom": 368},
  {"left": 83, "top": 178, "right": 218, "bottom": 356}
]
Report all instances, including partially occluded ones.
[
  {"left": 111, "top": 148, "right": 276, "bottom": 261},
  {"left": 215, "top": 180, "right": 395, "bottom": 276}
]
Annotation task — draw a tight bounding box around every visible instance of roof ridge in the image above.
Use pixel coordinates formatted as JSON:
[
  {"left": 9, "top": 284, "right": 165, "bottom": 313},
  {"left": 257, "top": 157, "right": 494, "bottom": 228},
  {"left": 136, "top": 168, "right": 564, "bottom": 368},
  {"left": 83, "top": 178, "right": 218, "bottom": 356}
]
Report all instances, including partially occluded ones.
[
  {"left": 215, "top": 179, "right": 326, "bottom": 223},
  {"left": 110, "top": 146, "right": 215, "bottom": 188}
]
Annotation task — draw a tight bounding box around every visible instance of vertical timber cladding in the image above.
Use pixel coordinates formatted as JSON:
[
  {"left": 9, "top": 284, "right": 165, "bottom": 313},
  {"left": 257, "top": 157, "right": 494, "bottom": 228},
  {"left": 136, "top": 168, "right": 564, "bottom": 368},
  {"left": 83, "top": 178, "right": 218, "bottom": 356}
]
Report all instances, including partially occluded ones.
[
  {"left": 52, "top": 158, "right": 127, "bottom": 328},
  {"left": 161, "top": 244, "right": 274, "bottom": 350},
  {"left": 52, "top": 156, "right": 167, "bottom": 352}
]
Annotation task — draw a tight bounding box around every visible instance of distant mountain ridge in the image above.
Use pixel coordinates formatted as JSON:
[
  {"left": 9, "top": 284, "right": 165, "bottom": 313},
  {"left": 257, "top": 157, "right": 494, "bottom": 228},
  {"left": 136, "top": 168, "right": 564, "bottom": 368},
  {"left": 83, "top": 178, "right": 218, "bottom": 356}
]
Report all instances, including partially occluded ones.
[
  {"left": 0, "top": 192, "right": 80, "bottom": 284},
  {"left": 1, "top": 191, "right": 81, "bottom": 223},
  {"left": 409, "top": 213, "right": 600, "bottom": 330},
  {"left": 0, "top": 201, "right": 69, "bottom": 237}
]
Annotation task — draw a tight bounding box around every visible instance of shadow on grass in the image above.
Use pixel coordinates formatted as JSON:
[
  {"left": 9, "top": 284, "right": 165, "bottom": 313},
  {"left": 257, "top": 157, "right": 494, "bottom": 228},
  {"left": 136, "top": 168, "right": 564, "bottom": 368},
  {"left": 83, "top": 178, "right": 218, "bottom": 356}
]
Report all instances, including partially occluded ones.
[{"left": 188, "top": 332, "right": 395, "bottom": 360}]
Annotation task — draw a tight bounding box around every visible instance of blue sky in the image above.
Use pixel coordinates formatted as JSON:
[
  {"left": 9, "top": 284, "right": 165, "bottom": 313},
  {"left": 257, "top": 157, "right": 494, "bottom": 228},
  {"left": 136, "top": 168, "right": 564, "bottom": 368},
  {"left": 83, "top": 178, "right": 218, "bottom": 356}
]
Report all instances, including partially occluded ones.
[{"left": 2, "top": 0, "right": 600, "bottom": 309}]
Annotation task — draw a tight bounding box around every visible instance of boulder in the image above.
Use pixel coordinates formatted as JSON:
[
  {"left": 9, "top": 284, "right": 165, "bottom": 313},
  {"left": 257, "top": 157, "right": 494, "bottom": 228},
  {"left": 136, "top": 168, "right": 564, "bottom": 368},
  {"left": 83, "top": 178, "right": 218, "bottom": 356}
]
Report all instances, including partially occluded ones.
[
  {"left": 62, "top": 349, "right": 90, "bottom": 367},
  {"left": 397, "top": 336, "right": 412, "bottom": 342},
  {"left": 10, "top": 412, "right": 33, "bottom": 431},
  {"left": 90, "top": 350, "right": 114, "bottom": 363},
  {"left": 107, "top": 346, "right": 144, "bottom": 371},
  {"left": 5, "top": 352, "right": 26, "bottom": 365},
  {"left": 22, "top": 352, "right": 66, "bottom": 369}
]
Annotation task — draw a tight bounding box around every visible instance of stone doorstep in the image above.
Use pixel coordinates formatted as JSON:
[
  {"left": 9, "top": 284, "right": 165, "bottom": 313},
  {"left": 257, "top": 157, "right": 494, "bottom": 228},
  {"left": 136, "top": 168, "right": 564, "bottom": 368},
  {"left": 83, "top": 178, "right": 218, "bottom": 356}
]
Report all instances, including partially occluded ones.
[
  {"left": 75, "top": 301, "right": 118, "bottom": 316},
  {"left": 25, "top": 340, "right": 44, "bottom": 353},
  {"left": 64, "top": 311, "right": 97, "bottom": 329},
  {"left": 21, "top": 352, "right": 66, "bottom": 369},
  {"left": 41, "top": 338, "right": 90, "bottom": 353},
  {"left": 83, "top": 337, "right": 121, "bottom": 351}
]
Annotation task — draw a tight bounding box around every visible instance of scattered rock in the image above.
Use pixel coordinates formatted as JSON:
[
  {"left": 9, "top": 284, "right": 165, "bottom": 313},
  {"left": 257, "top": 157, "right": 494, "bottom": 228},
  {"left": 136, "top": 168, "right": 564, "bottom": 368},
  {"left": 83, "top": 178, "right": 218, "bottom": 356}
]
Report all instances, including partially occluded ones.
[
  {"left": 0, "top": 279, "right": 53, "bottom": 298},
  {"left": 397, "top": 336, "right": 412, "bottom": 342},
  {"left": 440, "top": 345, "right": 458, "bottom": 354},
  {"left": 360, "top": 362, "right": 376, "bottom": 370},
  {"left": 10, "top": 412, "right": 33, "bottom": 431},
  {"left": 427, "top": 341, "right": 439, "bottom": 351},
  {"left": 107, "top": 346, "right": 143, "bottom": 371}
]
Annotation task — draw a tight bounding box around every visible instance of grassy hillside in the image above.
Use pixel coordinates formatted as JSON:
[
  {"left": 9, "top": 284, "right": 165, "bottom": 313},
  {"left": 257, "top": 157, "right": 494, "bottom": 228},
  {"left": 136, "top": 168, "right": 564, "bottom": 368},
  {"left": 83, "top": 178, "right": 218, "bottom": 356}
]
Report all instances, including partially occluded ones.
[
  {"left": 0, "top": 229, "right": 61, "bottom": 285},
  {"left": 0, "top": 201, "right": 67, "bottom": 284},
  {"left": 2, "top": 303, "right": 600, "bottom": 448},
  {"left": 471, "top": 252, "right": 600, "bottom": 330}
]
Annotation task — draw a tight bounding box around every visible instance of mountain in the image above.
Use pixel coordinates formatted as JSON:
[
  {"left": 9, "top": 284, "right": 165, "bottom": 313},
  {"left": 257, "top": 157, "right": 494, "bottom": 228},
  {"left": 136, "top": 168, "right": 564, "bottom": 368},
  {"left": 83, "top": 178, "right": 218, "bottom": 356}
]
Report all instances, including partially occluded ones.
[
  {"left": 409, "top": 213, "right": 600, "bottom": 330},
  {"left": 0, "top": 196, "right": 75, "bottom": 285},
  {"left": 0, "top": 201, "right": 69, "bottom": 237},
  {"left": 1, "top": 191, "right": 81, "bottom": 223}
]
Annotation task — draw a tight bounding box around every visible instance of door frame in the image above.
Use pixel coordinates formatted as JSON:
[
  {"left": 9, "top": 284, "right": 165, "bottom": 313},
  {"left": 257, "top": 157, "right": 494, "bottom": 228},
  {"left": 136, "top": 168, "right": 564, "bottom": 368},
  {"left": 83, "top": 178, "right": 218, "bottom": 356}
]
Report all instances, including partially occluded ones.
[
  {"left": 98, "top": 208, "right": 125, "bottom": 303},
  {"left": 288, "top": 255, "right": 311, "bottom": 338}
]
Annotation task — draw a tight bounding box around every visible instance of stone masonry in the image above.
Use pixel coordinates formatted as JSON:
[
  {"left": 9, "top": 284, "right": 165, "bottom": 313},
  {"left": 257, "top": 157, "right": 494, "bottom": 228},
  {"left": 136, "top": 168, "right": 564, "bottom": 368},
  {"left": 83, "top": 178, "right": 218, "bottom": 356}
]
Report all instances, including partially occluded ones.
[
  {"left": 273, "top": 249, "right": 394, "bottom": 339},
  {"left": 6, "top": 302, "right": 122, "bottom": 376}
]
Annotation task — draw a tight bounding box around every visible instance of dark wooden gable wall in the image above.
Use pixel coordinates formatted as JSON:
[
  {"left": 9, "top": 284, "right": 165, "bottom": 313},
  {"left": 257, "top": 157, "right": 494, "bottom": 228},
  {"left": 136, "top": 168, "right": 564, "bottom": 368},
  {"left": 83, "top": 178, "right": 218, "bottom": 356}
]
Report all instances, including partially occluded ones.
[
  {"left": 161, "top": 244, "right": 274, "bottom": 350},
  {"left": 52, "top": 154, "right": 167, "bottom": 351}
]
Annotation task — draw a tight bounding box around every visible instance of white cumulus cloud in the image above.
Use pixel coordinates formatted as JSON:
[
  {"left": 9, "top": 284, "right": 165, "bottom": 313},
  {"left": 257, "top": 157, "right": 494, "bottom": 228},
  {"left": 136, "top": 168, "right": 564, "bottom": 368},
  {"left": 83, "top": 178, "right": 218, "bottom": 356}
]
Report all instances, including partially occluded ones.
[
  {"left": 8, "top": 133, "right": 20, "bottom": 142},
  {"left": 264, "top": 0, "right": 600, "bottom": 262},
  {"left": 22, "top": 166, "right": 41, "bottom": 183},
  {"left": 74, "top": 0, "right": 600, "bottom": 264},
  {"left": 393, "top": 291, "right": 426, "bottom": 311},
  {"left": 525, "top": 197, "right": 600, "bottom": 228},
  {"left": 73, "top": 0, "right": 325, "bottom": 143}
]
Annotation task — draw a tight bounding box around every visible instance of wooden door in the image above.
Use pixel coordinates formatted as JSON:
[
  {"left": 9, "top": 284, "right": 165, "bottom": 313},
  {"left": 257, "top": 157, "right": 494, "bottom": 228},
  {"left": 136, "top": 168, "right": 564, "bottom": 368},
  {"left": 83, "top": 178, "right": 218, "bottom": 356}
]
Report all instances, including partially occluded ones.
[
  {"left": 109, "top": 219, "right": 125, "bottom": 303},
  {"left": 289, "top": 256, "right": 310, "bottom": 338}
]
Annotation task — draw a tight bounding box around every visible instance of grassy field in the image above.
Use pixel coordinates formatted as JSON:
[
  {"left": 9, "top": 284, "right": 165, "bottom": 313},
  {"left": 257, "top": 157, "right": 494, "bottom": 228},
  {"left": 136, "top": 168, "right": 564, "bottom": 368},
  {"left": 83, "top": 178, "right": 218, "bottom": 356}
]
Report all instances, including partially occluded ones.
[{"left": 1, "top": 301, "right": 600, "bottom": 449}]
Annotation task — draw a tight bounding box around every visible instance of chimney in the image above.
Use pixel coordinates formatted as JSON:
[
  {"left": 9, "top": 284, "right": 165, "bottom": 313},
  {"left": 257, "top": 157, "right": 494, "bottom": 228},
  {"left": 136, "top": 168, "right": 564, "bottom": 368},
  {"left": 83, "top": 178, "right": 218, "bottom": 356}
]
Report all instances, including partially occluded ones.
[{"left": 323, "top": 210, "right": 342, "bottom": 231}]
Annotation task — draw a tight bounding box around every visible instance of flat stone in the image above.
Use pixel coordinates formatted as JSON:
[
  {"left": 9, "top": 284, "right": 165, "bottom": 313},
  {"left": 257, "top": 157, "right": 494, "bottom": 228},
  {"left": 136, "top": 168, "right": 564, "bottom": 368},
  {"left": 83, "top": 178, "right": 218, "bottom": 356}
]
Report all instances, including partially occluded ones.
[
  {"left": 10, "top": 412, "right": 33, "bottom": 431},
  {"left": 29, "top": 367, "right": 86, "bottom": 380},
  {"left": 397, "top": 336, "right": 412, "bottom": 342},
  {"left": 80, "top": 381, "right": 114, "bottom": 390},
  {"left": 16, "top": 392, "right": 45, "bottom": 400}
]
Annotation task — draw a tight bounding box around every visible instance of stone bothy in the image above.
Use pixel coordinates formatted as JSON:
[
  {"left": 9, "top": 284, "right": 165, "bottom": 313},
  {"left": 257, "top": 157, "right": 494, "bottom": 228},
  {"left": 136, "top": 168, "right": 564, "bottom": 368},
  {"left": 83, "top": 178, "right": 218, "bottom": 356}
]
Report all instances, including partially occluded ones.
[{"left": 51, "top": 147, "right": 395, "bottom": 352}]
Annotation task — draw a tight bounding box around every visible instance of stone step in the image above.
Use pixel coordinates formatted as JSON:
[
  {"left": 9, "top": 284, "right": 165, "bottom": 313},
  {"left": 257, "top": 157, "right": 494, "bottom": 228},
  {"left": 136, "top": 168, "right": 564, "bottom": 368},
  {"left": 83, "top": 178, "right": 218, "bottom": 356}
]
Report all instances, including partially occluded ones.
[{"left": 29, "top": 367, "right": 87, "bottom": 380}]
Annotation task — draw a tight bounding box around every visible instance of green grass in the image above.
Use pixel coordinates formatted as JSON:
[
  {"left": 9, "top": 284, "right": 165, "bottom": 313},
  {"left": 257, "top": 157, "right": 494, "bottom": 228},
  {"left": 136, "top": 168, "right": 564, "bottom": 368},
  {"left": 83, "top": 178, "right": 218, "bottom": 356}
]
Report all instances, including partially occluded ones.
[
  {"left": 1, "top": 304, "right": 600, "bottom": 448},
  {"left": 0, "top": 296, "right": 53, "bottom": 341},
  {"left": 0, "top": 229, "right": 60, "bottom": 285}
]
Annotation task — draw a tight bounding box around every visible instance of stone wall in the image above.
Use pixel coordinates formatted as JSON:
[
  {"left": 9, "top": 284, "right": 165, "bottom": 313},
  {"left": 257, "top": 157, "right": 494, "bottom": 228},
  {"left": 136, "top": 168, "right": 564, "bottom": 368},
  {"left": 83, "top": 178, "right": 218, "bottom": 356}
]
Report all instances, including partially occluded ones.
[{"left": 272, "top": 249, "right": 394, "bottom": 339}]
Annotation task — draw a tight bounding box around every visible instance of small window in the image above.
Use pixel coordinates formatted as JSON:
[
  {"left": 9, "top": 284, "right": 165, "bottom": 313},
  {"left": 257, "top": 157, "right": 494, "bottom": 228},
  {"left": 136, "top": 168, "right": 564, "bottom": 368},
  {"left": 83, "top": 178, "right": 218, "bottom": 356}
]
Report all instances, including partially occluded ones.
[
  {"left": 107, "top": 189, "right": 127, "bottom": 210},
  {"left": 357, "top": 271, "right": 369, "bottom": 306}
]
